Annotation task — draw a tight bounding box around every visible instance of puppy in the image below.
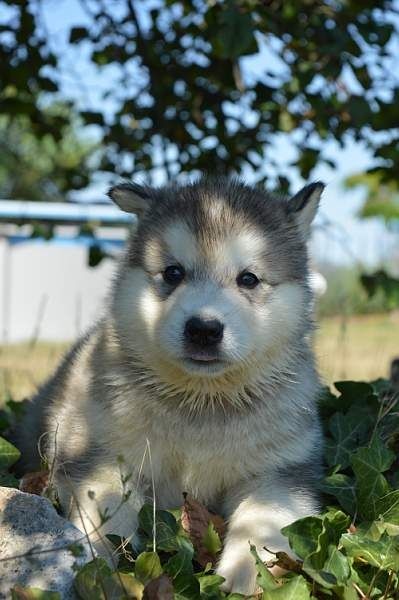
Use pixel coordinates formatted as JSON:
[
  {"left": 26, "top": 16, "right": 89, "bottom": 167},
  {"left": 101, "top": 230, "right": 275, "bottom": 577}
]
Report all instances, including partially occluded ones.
[{"left": 16, "top": 178, "right": 324, "bottom": 594}]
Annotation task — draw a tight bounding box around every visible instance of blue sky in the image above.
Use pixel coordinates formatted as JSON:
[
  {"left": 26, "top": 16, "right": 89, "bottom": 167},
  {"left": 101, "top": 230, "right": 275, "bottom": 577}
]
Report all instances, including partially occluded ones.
[{"left": 7, "top": 0, "right": 399, "bottom": 267}]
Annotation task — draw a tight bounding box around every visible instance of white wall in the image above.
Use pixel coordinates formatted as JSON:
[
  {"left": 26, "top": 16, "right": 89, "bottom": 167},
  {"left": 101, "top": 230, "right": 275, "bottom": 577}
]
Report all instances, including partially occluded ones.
[{"left": 0, "top": 239, "right": 118, "bottom": 342}]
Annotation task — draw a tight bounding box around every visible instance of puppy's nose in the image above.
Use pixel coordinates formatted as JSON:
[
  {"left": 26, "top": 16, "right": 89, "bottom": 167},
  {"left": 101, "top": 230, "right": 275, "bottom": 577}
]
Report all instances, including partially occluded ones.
[{"left": 184, "top": 317, "right": 224, "bottom": 346}]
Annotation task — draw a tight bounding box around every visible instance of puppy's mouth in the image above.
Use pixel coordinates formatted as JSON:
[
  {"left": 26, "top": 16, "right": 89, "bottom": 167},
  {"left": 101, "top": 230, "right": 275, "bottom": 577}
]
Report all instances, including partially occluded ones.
[
  {"left": 180, "top": 348, "right": 227, "bottom": 374},
  {"left": 185, "top": 349, "right": 221, "bottom": 363}
]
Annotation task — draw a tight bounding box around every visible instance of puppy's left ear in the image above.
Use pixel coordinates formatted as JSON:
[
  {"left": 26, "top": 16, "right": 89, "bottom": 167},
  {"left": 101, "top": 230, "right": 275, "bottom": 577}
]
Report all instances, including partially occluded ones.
[
  {"left": 108, "top": 182, "right": 153, "bottom": 218},
  {"left": 287, "top": 181, "right": 325, "bottom": 238}
]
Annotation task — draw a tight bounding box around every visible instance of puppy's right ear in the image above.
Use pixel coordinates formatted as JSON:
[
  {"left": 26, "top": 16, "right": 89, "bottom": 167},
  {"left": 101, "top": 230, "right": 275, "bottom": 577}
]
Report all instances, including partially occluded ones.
[{"left": 108, "top": 182, "right": 152, "bottom": 218}]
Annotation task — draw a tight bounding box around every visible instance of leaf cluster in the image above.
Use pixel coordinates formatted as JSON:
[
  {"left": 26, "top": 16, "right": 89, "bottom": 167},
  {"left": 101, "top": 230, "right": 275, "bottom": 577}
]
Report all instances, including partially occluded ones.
[
  {"left": 3, "top": 377, "right": 399, "bottom": 598},
  {"left": 1, "top": 1, "right": 398, "bottom": 190}
]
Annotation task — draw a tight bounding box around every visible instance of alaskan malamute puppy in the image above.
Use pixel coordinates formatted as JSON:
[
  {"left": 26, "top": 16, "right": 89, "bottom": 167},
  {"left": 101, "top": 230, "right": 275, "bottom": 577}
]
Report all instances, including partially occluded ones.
[{"left": 17, "top": 178, "right": 324, "bottom": 594}]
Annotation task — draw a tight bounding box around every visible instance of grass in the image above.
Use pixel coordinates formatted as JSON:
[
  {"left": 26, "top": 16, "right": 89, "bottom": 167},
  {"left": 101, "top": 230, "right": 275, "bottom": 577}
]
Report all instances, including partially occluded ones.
[
  {"left": 315, "top": 312, "right": 398, "bottom": 384},
  {"left": 0, "top": 313, "right": 398, "bottom": 402}
]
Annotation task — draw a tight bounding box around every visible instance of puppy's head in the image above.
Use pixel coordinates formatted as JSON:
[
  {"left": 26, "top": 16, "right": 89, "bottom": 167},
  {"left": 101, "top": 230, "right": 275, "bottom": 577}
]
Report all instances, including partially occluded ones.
[{"left": 109, "top": 178, "right": 323, "bottom": 387}]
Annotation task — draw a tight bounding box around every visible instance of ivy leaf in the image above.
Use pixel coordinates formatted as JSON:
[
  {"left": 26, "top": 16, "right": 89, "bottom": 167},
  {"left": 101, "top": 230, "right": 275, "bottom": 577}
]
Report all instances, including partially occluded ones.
[
  {"left": 74, "top": 558, "right": 112, "bottom": 598},
  {"left": 135, "top": 551, "right": 163, "bottom": 585},
  {"left": 262, "top": 575, "right": 311, "bottom": 599},
  {"left": 138, "top": 505, "right": 185, "bottom": 553},
  {"left": 11, "top": 588, "right": 61, "bottom": 600},
  {"left": 164, "top": 548, "right": 194, "bottom": 579},
  {"left": 281, "top": 517, "right": 322, "bottom": 559},
  {"left": 334, "top": 381, "right": 374, "bottom": 400},
  {"left": 374, "top": 490, "right": 399, "bottom": 526},
  {"left": 319, "top": 473, "right": 357, "bottom": 515},
  {"left": 0, "top": 471, "right": 20, "bottom": 488},
  {"left": 197, "top": 574, "right": 225, "bottom": 599},
  {"left": 351, "top": 436, "right": 395, "bottom": 520},
  {"left": 324, "top": 409, "right": 372, "bottom": 469},
  {"left": 173, "top": 573, "right": 201, "bottom": 600},
  {"left": 0, "top": 435, "right": 21, "bottom": 470},
  {"left": 74, "top": 559, "right": 143, "bottom": 599},
  {"left": 202, "top": 522, "right": 222, "bottom": 556},
  {"left": 249, "top": 545, "right": 277, "bottom": 592},
  {"left": 302, "top": 536, "right": 347, "bottom": 588},
  {"left": 341, "top": 532, "right": 399, "bottom": 571}
]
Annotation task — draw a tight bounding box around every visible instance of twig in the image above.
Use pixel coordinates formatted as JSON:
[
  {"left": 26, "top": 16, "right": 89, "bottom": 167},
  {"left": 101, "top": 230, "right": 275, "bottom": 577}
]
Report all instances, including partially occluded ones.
[{"left": 146, "top": 438, "right": 157, "bottom": 553}]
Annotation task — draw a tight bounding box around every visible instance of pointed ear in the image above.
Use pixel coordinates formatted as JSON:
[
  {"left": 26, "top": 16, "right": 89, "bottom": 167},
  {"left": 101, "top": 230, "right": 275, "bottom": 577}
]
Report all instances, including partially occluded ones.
[
  {"left": 288, "top": 181, "right": 325, "bottom": 238},
  {"left": 107, "top": 182, "right": 152, "bottom": 217}
]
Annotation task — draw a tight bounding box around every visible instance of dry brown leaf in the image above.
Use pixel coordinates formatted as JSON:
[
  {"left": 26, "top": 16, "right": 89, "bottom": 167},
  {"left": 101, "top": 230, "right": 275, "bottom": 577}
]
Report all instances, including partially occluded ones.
[
  {"left": 181, "top": 493, "right": 226, "bottom": 567},
  {"left": 143, "top": 574, "right": 173, "bottom": 600},
  {"left": 19, "top": 470, "right": 49, "bottom": 496},
  {"left": 274, "top": 551, "right": 303, "bottom": 574}
]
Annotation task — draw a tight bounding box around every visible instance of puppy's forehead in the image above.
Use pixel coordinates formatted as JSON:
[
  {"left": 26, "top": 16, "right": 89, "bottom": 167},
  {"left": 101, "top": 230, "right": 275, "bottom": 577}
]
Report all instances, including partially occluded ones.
[{"left": 146, "top": 211, "right": 266, "bottom": 273}]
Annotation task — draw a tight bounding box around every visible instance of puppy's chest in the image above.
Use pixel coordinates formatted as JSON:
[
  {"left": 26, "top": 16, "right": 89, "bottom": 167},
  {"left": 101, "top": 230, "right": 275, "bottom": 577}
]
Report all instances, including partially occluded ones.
[{"left": 118, "top": 420, "right": 267, "bottom": 508}]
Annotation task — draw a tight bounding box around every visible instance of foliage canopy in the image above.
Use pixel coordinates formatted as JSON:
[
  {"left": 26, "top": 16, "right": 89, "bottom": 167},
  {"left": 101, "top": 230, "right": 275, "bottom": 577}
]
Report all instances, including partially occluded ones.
[{"left": 0, "top": 0, "right": 398, "bottom": 194}]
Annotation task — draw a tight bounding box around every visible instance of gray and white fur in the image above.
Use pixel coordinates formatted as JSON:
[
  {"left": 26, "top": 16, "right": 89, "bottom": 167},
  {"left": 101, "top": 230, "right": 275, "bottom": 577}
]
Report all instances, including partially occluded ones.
[{"left": 15, "top": 177, "right": 324, "bottom": 595}]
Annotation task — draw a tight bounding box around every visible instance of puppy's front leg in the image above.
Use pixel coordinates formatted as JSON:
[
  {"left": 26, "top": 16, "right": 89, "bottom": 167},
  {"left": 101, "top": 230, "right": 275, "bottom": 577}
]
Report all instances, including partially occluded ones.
[
  {"left": 56, "top": 464, "right": 145, "bottom": 561},
  {"left": 217, "top": 472, "right": 319, "bottom": 595}
]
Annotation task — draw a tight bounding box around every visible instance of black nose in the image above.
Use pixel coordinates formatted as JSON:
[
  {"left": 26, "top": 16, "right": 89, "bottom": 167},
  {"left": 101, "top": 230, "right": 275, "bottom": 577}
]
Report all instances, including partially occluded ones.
[{"left": 184, "top": 317, "right": 224, "bottom": 346}]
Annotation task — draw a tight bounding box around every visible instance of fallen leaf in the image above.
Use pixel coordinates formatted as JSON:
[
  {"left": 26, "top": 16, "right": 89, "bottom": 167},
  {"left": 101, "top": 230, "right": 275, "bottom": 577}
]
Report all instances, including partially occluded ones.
[
  {"left": 274, "top": 551, "right": 303, "bottom": 573},
  {"left": 180, "top": 494, "right": 225, "bottom": 567},
  {"left": 143, "top": 574, "right": 173, "bottom": 600},
  {"left": 11, "top": 586, "right": 60, "bottom": 599},
  {"left": 19, "top": 470, "right": 49, "bottom": 495}
]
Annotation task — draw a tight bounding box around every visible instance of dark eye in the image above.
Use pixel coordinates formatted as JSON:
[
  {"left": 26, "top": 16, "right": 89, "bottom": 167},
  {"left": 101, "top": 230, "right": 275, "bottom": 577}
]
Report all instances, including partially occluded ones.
[
  {"left": 163, "top": 265, "right": 185, "bottom": 285},
  {"left": 237, "top": 271, "right": 260, "bottom": 289}
]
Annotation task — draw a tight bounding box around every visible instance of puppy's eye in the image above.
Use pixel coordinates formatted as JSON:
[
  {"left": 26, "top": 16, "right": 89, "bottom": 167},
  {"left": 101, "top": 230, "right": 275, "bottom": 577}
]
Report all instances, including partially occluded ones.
[
  {"left": 163, "top": 265, "right": 185, "bottom": 285},
  {"left": 237, "top": 271, "right": 259, "bottom": 289}
]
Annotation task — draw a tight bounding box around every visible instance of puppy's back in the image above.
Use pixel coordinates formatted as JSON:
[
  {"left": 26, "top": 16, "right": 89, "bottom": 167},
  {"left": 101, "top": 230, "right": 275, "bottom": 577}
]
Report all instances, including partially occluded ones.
[{"left": 12, "top": 329, "right": 95, "bottom": 475}]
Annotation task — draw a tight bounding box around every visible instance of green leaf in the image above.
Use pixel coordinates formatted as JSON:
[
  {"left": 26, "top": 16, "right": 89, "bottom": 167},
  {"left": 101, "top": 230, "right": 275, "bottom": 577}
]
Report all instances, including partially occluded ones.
[
  {"left": 324, "top": 409, "right": 371, "bottom": 469},
  {"left": 375, "top": 489, "right": 399, "bottom": 525},
  {"left": 263, "top": 575, "right": 311, "bottom": 599},
  {"left": 81, "top": 111, "right": 104, "bottom": 126},
  {"left": 104, "top": 573, "right": 144, "bottom": 599},
  {"left": 202, "top": 522, "right": 222, "bottom": 556},
  {"left": 334, "top": 381, "right": 374, "bottom": 400},
  {"left": 319, "top": 473, "right": 357, "bottom": 514},
  {"left": 69, "top": 27, "right": 89, "bottom": 43},
  {"left": 284, "top": 511, "right": 350, "bottom": 589},
  {"left": 249, "top": 545, "right": 277, "bottom": 592},
  {"left": 134, "top": 551, "right": 162, "bottom": 585},
  {"left": 351, "top": 436, "right": 395, "bottom": 520},
  {"left": 281, "top": 517, "right": 322, "bottom": 559},
  {"left": 75, "top": 559, "right": 143, "bottom": 599},
  {"left": 0, "top": 471, "right": 20, "bottom": 488},
  {"left": 173, "top": 573, "right": 201, "bottom": 600},
  {"left": 11, "top": 588, "right": 61, "bottom": 600},
  {"left": 0, "top": 435, "right": 21, "bottom": 470},
  {"left": 74, "top": 558, "right": 113, "bottom": 599},
  {"left": 341, "top": 532, "right": 399, "bottom": 571},
  {"left": 164, "top": 548, "right": 194, "bottom": 579},
  {"left": 197, "top": 574, "right": 225, "bottom": 599},
  {"left": 323, "top": 546, "right": 351, "bottom": 585},
  {"left": 138, "top": 504, "right": 186, "bottom": 552},
  {"left": 214, "top": 3, "right": 257, "bottom": 59}
]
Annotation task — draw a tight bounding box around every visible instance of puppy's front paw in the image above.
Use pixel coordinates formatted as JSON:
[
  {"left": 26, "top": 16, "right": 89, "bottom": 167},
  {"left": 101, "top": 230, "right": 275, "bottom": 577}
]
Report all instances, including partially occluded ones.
[{"left": 217, "top": 542, "right": 257, "bottom": 596}]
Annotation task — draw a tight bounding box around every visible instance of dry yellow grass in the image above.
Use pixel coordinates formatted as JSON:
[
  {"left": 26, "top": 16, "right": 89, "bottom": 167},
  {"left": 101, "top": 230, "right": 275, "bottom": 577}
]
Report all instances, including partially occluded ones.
[
  {"left": 0, "top": 313, "right": 398, "bottom": 403},
  {"left": 315, "top": 312, "right": 399, "bottom": 384},
  {"left": 0, "top": 341, "right": 68, "bottom": 402}
]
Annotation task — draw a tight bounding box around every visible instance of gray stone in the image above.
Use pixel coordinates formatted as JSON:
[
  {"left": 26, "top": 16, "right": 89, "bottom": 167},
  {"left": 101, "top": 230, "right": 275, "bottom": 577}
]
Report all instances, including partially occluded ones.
[{"left": 0, "top": 487, "right": 93, "bottom": 599}]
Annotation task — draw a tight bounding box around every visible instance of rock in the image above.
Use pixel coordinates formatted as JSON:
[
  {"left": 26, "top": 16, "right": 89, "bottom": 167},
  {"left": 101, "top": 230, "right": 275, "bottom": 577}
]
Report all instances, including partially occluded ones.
[{"left": 0, "top": 487, "right": 92, "bottom": 599}]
